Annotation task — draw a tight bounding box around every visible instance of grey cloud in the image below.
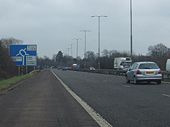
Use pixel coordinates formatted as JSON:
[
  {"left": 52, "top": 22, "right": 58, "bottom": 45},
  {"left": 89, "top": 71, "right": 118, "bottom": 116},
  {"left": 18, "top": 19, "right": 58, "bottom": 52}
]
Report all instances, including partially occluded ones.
[{"left": 0, "top": 0, "right": 170, "bottom": 57}]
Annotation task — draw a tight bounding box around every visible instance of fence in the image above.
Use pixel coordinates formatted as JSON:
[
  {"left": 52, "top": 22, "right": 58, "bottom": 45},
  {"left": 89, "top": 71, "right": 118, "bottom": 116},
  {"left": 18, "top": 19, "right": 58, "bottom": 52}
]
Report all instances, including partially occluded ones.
[
  {"left": 162, "top": 71, "right": 170, "bottom": 81},
  {"left": 79, "top": 69, "right": 170, "bottom": 81}
]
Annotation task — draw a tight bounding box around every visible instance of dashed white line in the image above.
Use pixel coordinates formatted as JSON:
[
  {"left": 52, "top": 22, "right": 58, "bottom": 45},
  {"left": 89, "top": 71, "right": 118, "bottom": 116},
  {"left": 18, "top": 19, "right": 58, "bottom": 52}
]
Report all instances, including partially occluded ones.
[
  {"left": 162, "top": 94, "right": 170, "bottom": 98},
  {"left": 51, "top": 70, "right": 112, "bottom": 127},
  {"left": 121, "top": 85, "right": 131, "bottom": 88}
]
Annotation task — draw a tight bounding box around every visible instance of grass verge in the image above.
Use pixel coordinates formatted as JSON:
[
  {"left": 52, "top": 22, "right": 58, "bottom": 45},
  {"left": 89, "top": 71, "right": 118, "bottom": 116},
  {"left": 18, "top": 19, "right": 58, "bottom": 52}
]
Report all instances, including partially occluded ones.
[{"left": 0, "top": 72, "right": 37, "bottom": 91}]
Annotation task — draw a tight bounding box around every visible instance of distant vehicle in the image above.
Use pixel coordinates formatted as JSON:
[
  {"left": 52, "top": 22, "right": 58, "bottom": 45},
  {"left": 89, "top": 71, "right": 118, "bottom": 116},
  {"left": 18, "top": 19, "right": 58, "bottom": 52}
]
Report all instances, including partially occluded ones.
[
  {"left": 126, "top": 62, "right": 162, "bottom": 84},
  {"left": 166, "top": 59, "right": 170, "bottom": 72},
  {"left": 57, "top": 66, "right": 62, "bottom": 70},
  {"left": 72, "top": 64, "right": 80, "bottom": 71},
  {"left": 62, "top": 66, "right": 72, "bottom": 71},
  {"left": 89, "top": 67, "right": 95, "bottom": 71},
  {"left": 114, "top": 57, "right": 132, "bottom": 71}
]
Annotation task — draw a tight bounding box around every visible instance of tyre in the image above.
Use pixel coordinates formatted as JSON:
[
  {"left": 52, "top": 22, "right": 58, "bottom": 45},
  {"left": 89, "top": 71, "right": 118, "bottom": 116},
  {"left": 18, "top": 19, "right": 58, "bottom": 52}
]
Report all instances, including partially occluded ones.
[
  {"left": 147, "top": 81, "right": 151, "bottom": 84},
  {"left": 126, "top": 76, "right": 130, "bottom": 84},
  {"left": 133, "top": 78, "right": 138, "bottom": 84},
  {"left": 157, "top": 80, "right": 161, "bottom": 84}
]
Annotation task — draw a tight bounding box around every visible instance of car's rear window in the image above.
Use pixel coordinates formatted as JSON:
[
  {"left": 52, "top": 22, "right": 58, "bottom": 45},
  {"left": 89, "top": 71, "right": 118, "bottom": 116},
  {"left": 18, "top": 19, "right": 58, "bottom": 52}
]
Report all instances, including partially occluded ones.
[{"left": 139, "top": 63, "right": 159, "bottom": 69}]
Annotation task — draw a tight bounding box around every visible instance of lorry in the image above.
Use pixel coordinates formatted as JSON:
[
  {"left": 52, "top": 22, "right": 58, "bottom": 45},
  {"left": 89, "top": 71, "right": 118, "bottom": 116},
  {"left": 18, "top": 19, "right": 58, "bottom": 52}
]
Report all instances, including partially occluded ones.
[
  {"left": 166, "top": 59, "right": 170, "bottom": 71},
  {"left": 114, "top": 57, "right": 132, "bottom": 71},
  {"left": 72, "top": 64, "right": 80, "bottom": 71}
]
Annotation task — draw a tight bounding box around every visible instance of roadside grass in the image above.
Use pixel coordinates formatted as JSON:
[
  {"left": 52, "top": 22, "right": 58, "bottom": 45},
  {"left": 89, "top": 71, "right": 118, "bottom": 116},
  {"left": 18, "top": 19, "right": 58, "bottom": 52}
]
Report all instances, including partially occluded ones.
[{"left": 0, "top": 72, "right": 37, "bottom": 91}]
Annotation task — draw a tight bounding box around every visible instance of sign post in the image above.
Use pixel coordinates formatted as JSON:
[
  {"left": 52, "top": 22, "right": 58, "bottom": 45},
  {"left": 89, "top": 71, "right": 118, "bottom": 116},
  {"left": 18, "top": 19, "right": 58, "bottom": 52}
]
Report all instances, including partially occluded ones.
[{"left": 18, "top": 67, "right": 20, "bottom": 76}]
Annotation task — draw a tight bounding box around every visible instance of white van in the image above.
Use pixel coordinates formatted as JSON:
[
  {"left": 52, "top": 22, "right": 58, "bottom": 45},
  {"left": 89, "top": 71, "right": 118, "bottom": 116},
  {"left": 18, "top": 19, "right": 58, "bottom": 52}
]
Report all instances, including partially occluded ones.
[
  {"left": 166, "top": 59, "right": 170, "bottom": 71},
  {"left": 114, "top": 57, "right": 132, "bottom": 71}
]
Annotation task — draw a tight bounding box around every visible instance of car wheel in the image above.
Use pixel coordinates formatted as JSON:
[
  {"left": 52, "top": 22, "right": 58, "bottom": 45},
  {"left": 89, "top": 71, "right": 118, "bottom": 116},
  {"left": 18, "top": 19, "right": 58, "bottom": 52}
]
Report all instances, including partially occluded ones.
[
  {"left": 126, "top": 76, "right": 130, "bottom": 84},
  {"left": 157, "top": 80, "right": 161, "bottom": 84},
  {"left": 147, "top": 81, "right": 151, "bottom": 84},
  {"left": 133, "top": 77, "right": 138, "bottom": 84}
]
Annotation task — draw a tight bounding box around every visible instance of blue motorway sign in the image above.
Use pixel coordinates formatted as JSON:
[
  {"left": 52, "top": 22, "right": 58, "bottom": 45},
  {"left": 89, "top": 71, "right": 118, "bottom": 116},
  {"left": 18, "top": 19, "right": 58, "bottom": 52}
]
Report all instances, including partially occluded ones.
[{"left": 10, "top": 45, "right": 37, "bottom": 66}]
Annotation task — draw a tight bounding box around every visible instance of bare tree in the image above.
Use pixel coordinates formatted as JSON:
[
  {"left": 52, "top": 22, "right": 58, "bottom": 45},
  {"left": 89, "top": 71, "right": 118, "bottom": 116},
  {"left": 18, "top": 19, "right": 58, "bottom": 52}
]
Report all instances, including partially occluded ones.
[
  {"left": 102, "top": 49, "right": 109, "bottom": 57},
  {"left": 0, "top": 44, "right": 17, "bottom": 78},
  {"left": 148, "top": 43, "right": 169, "bottom": 70},
  {"left": 148, "top": 43, "right": 168, "bottom": 57},
  {"left": 0, "top": 37, "right": 23, "bottom": 48}
]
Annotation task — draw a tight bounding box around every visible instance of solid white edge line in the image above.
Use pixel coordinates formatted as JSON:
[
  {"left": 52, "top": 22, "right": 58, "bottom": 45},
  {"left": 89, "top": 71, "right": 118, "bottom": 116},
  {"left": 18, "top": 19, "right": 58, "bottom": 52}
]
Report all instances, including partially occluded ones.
[
  {"left": 51, "top": 70, "right": 113, "bottom": 127},
  {"left": 121, "top": 85, "right": 131, "bottom": 88},
  {"left": 162, "top": 94, "right": 170, "bottom": 98}
]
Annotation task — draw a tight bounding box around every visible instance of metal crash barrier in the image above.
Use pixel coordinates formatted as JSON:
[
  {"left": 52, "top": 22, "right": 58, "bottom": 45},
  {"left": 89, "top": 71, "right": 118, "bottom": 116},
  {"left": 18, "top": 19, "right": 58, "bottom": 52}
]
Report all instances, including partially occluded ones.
[{"left": 79, "top": 69, "right": 170, "bottom": 81}]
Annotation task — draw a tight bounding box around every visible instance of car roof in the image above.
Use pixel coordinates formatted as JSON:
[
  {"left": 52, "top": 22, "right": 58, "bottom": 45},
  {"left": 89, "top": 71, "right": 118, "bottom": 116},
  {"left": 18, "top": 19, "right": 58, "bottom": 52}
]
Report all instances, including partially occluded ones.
[{"left": 135, "top": 61, "right": 156, "bottom": 64}]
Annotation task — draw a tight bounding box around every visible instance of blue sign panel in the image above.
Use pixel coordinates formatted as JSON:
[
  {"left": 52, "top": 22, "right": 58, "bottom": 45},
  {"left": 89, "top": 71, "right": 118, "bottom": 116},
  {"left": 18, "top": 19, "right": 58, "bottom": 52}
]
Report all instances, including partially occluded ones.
[{"left": 10, "top": 45, "right": 37, "bottom": 66}]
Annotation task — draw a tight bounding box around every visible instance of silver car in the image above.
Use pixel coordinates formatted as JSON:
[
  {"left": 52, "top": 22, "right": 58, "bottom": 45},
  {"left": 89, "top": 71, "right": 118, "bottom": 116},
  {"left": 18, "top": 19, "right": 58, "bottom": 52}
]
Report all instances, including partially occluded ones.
[{"left": 126, "top": 62, "right": 162, "bottom": 84}]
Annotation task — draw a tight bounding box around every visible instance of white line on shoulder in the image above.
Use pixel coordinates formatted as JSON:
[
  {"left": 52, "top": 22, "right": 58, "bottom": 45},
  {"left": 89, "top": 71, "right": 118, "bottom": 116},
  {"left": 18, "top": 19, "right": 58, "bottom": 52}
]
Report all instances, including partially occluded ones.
[
  {"left": 162, "top": 94, "right": 170, "bottom": 98},
  {"left": 51, "top": 70, "right": 112, "bottom": 127},
  {"left": 121, "top": 85, "right": 131, "bottom": 88}
]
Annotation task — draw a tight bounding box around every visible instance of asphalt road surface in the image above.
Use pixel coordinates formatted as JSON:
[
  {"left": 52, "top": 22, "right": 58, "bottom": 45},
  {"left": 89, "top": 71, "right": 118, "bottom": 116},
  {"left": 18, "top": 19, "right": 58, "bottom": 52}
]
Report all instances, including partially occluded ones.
[
  {"left": 0, "top": 70, "right": 99, "bottom": 127},
  {"left": 53, "top": 69, "right": 170, "bottom": 127}
]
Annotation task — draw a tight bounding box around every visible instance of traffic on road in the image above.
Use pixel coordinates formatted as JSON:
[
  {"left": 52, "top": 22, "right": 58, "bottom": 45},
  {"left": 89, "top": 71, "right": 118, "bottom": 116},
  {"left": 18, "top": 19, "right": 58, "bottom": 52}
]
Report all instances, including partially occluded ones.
[
  {"left": 1, "top": 1, "right": 170, "bottom": 127},
  {"left": 52, "top": 69, "right": 170, "bottom": 127}
]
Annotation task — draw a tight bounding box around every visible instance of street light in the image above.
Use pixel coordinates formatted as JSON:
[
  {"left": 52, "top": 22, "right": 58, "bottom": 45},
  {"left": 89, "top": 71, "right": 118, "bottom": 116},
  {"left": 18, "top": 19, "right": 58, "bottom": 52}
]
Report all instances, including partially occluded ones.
[
  {"left": 91, "top": 15, "right": 107, "bottom": 69},
  {"left": 70, "top": 43, "right": 73, "bottom": 57},
  {"left": 80, "top": 30, "right": 90, "bottom": 58},
  {"left": 73, "top": 38, "right": 81, "bottom": 58},
  {"left": 130, "top": 0, "right": 133, "bottom": 57},
  {"left": 67, "top": 48, "right": 70, "bottom": 56}
]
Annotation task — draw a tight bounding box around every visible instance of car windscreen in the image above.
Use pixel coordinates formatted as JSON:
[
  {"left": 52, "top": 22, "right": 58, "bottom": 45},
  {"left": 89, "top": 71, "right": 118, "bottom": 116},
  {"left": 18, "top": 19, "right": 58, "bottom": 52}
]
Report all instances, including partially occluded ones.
[
  {"left": 120, "top": 62, "right": 131, "bottom": 67},
  {"left": 138, "top": 63, "right": 159, "bottom": 69}
]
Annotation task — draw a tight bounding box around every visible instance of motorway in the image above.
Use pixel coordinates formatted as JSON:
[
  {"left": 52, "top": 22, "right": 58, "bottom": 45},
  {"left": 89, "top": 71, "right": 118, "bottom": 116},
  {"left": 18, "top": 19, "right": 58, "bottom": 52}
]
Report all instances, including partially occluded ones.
[
  {"left": 0, "top": 69, "right": 170, "bottom": 127},
  {"left": 53, "top": 69, "right": 170, "bottom": 127}
]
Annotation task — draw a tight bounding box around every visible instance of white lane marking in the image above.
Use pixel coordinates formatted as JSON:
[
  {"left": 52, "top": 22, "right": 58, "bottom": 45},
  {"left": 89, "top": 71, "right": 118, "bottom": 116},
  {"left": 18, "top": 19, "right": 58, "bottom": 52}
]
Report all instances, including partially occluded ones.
[
  {"left": 51, "top": 70, "right": 112, "bottom": 127},
  {"left": 162, "top": 94, "right": 170, "bottom": 98},
  {"left": 121, "top": 85, "right": 131, "bottom": 88}
]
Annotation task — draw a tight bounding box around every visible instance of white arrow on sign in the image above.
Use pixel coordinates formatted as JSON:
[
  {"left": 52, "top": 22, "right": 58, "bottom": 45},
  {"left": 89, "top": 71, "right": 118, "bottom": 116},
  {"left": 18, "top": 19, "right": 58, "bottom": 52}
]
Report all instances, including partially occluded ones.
[{"left": 16, "top": 48, "right": 29, "bottom": 66}]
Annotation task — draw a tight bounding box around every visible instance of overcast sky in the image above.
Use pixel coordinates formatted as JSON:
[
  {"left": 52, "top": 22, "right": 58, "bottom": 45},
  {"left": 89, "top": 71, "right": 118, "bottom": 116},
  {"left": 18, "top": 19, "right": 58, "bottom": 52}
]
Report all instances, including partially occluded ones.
[{"left": 0, "top": 0, "right": 170, "bottom": 58}]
